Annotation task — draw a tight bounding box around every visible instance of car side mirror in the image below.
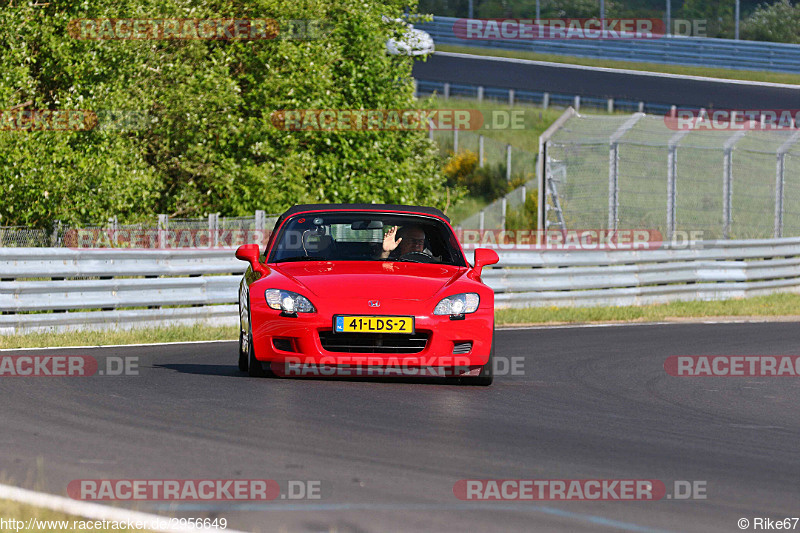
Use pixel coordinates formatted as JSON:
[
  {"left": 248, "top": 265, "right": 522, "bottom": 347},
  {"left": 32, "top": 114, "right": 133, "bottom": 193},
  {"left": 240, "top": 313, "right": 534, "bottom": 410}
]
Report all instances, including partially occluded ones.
[
  {"left": 235, "top": 244, "right": 268, "bottom": 275},
  {"left": 471, "top": 248, "right": 499, "bottom": 278}
]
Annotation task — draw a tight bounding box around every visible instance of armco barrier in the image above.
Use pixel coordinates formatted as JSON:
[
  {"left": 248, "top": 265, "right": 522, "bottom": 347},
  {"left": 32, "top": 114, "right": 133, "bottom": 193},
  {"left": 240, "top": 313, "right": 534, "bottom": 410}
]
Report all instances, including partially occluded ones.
[
  {"left": 418, "top": 17, "right": 800, "bottom": 73},
  {"left": 2, "top": 239, "right": 800, "bottom": 333}
]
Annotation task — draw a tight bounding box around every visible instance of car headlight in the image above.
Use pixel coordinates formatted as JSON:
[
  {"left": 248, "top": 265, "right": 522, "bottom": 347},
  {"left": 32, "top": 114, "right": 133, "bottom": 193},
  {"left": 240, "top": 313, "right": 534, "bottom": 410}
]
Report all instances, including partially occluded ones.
[
  {"left": 434, "top": 293, "right": 480, "bottom": 315},
  {"left": 265, "top": 289, "right": 316, "bottom": 313}
]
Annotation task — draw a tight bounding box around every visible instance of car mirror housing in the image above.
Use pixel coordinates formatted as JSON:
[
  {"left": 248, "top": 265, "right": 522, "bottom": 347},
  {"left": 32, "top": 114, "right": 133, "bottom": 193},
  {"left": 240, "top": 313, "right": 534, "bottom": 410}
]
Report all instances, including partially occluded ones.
[
  {"left": 471, "top": 248, "right": 499, "bottom": 279},
  {"left": 235, "top": 244, "right": 269, "bottom": 275}
]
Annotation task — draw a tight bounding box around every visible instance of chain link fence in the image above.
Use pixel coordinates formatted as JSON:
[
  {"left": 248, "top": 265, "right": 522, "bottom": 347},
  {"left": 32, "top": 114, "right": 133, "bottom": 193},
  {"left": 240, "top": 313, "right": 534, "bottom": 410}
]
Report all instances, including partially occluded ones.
[
  {"left": 543, "top": 112, "right": 800, "bottom": 240},
  {"left": 0, "top": 212, "right": 278, "bottom": 248}
]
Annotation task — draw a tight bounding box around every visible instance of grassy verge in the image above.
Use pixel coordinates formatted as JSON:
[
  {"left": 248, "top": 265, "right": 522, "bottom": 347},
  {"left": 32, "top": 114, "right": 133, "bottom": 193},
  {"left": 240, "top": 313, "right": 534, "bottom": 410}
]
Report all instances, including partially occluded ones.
[
  {"left": 496, "top": 292, "right": 800, "bottom": 325},
  {"left": 0, "top": 324, "right": 238, "bottom": 350},
  {"left": 0, "top": 499, "right": 153, "bottom": 533},
  {"left": 2, "top": 294, "right": 799, "bottom": 349},
  {"left": 437, "top": 44, "right": 800, "bottom": 85}
]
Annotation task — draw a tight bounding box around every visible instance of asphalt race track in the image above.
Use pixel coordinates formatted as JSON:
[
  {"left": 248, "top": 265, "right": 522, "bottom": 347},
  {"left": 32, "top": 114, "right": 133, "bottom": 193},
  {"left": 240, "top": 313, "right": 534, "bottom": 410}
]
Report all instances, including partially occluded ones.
[
  {"left": 413, "top": 52, "right": 800, "bottom": 110},
  {"left": 2, "top": 322, "right": 799, "bottom": 532}
]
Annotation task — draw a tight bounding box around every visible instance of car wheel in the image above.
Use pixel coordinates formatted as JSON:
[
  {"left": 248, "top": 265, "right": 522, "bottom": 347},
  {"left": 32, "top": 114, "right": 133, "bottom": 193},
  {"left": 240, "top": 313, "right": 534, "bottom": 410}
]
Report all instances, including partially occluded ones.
[
  {"left": 238, "top": 285, "right": 250, "bottom": 372},
  {"left": 238, "top": 329, "right": 248, "bottom": 372},
  {"left": 247, "top": 320, "right": 267, "bottom": 378}
]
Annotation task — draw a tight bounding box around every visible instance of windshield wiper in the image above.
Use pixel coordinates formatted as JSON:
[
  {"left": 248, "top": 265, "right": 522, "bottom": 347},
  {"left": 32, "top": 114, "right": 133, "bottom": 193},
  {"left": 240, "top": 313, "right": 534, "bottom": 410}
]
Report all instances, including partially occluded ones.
[{"left": 278, "top": 256, "right": 328, "bottom": 262}]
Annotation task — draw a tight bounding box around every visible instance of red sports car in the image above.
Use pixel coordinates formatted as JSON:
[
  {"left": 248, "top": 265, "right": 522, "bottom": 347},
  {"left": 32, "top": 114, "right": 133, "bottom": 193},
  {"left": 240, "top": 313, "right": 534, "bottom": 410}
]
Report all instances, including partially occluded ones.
[{"left": 235, "top": 204, "right": 499, "bottom": 385}]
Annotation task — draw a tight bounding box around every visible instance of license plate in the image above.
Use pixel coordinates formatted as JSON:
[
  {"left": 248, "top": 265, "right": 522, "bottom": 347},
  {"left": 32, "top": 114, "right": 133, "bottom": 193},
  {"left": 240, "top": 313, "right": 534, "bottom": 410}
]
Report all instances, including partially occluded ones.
[{"left": 334, "top": 315, "right": 414, "bottom": 334}]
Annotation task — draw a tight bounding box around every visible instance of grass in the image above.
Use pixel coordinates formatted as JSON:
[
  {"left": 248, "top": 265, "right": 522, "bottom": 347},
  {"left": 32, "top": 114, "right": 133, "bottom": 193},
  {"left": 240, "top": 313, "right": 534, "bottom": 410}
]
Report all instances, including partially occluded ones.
[
  {"left": 437, "top": 44, "right": 800, "bottom": 85},
  {"left": 0, "top": 500, "right": 153, "bottom": 533},
  {"left": 422, "top": 96, "right": 575, "bottom": 153},
  {"left": 445, "top": 194, "right": 490, "bottom": 225},
  {"left": 2, "top": 294, "right": 800, "bottom": 348},
  {"left": 0, "top": 324, "right": 238, "bottom": 350},
  {"left": 496, "top": 292, "right": 800, "bottom": 325}
]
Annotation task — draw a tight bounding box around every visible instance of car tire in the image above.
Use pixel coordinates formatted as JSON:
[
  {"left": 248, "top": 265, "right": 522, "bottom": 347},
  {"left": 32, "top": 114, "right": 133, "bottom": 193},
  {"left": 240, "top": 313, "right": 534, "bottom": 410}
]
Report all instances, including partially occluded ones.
[
  {"left": 247, "top": 320, "right": 267, "bottom": 378},
  {"left": 238, "top": 329, "right": 248, "bottom": 372}
]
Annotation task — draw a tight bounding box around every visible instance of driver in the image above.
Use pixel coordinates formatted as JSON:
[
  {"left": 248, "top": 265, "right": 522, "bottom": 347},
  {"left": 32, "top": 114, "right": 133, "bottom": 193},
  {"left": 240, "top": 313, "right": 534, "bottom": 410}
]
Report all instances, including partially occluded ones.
[{"left": 379, "top": 225, "right": 427, "bottom": 259}]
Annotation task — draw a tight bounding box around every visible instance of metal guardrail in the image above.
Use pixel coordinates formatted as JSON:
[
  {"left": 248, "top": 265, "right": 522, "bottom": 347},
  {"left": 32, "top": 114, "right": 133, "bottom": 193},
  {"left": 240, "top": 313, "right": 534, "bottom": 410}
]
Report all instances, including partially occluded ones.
[
  {"left": 417, "top": 17, "right": 800, "bottom": 73},
  {"left": 2, "top": 239, "right": 799, "bottom": 333}
]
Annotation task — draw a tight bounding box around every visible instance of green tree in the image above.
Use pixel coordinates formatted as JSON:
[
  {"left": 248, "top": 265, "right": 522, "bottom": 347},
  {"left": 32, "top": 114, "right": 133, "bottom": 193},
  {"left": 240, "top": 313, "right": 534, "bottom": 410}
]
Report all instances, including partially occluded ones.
[{"left": 0, "top": 0, "right": 446, "bottom": 227}]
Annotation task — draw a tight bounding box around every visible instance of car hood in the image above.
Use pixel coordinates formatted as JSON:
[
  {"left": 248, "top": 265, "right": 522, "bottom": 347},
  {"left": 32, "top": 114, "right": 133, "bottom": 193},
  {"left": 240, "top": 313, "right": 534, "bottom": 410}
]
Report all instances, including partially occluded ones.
[{"left": 271, "top": 261, "right": 465, "bottom": 301}]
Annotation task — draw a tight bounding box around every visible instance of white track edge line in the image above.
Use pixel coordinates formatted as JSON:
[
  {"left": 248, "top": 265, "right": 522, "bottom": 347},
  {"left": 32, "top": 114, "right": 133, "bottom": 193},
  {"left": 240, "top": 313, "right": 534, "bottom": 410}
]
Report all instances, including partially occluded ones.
[
  {"left": 436, "top": 51, "right": 800, "bottom": 89},
  {"left": 0, "top": 484, "right": 247, "bottom": 533}
]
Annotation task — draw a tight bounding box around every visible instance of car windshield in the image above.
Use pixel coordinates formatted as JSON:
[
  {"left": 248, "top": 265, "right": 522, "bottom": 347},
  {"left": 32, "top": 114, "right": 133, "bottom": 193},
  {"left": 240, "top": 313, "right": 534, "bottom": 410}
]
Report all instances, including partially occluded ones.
[{"left": 268, "top": 212, "right": 466, "bottom": 266}]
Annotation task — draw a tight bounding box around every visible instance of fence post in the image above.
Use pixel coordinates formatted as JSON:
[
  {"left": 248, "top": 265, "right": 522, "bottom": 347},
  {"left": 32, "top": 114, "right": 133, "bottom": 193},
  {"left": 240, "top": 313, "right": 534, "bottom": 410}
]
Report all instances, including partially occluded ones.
[
  {"left": 667, "top": 130, "right": 690, "bottom": 241},
  {"left": 542, "top": 93, "right": 549, "bottom": 110},
  {"left": 255, "top": 210, "right": 265, "bottom": 244},
  {"left": 479, "top": 210, "right": 485, "bottom": 231},
  {"left": 508, "top": 89, "right": 515, "bottom": 106},
  {"left": 453, "top": 128, "right": 459, "bottom": 153},
  {"left": 638, "top": 102, "right": 644, "bottom": 113},
  {"left": 479, "top": 135, "right": 485, "bottom": 167},
  {"left": 506, "top": 144, "right": 512, "bottom": 181},
  {"left": 209, "top": 213, "right": 220, "bottom": 248},
  {"left": 158, "top": 214, "right": 168, "bottom": 249},
  {"left": 443, "top": 82, "right": 450, "bottom": 100},
  {"left": 501, "top": 197, "right": 507, "bottom": 230},
  {"left": 573, "top": 95, "right": 580, "bottom": 112},
  {"left": 775, "top": 153, "right": 785, "bottom": 238},
  {"left": 607, "top": 113, "right": 645, "bottom": 231},
  {"left": 428, "top": 119, "right": 433, "bottom": 141},
  {"left": 108, "top": 215, "right": 118, "bottom": 246},
  {"left": 50, "top": 220, "right": 61, "bottom": 247},
  {"left": 477, "top": 85, "right": 484, "bottom": 102},
  {"left": 775, "top": 131, "right": 800, "bottom": 237},
  {"left": 722, "top": 131, "right": 745, "bottom": 239},
  {"left": 607, "top": 98, "right": 614, "bottom": 113}
]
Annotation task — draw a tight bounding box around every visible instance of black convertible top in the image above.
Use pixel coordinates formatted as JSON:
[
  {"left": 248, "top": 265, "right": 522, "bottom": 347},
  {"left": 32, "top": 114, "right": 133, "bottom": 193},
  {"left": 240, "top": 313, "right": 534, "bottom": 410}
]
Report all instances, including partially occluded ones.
[{"left": 276, "top": 203, "right": 450, "bottom": 224}]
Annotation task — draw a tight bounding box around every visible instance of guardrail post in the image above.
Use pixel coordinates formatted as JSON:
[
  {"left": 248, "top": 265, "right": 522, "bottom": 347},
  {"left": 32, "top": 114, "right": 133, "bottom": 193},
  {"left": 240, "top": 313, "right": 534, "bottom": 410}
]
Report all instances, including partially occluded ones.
[
  {"left": 508, "top": 89, "right": 515, "bottom": 106},
  {"left": 443, "top": 82, "right": 450, "bottom": 100},
  {"left": 638, "top": 102, "right": 644, "bottom": 113},
  {"left": 670, "top": 105, "right": 677, "bottom": 117},
  {"left": 412, "top": 79, "right": 418, "bottom": 98},
  {"left": 722, "top": 131, "right": 746, "bottom": 239},
  {"left": 607, "top": 98, "right": 614, "bottom": 113},
  {"left": 158, "top": 214, "right": 168, "bottom": 249},
  {"left": 542, "top": 93, "right": 549, "bottom": 110},
  {"left": 479, "top": 135, "right": 485, "bottom": 167},
  {"left": 506, "top": 144, "right": 512, "bottom": 181},
  {"left": 477, "top": 85, "right": 484, "bottom": 102},
  {"left": 573, "top": 96, "right": 580, "bottom": 112},
  {"left": 453, "top": 128, "right": 459, "bottom": 153},
  {"left": 775, "top": 131, "right": 800, "bottom": 238}
]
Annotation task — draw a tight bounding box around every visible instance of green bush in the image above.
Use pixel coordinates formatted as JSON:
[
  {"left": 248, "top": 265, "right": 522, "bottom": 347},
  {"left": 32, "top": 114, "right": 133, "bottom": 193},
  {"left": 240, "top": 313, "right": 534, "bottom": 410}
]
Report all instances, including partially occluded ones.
[{"left": 505, "top": 189, "right": 538, "bottom": 231}]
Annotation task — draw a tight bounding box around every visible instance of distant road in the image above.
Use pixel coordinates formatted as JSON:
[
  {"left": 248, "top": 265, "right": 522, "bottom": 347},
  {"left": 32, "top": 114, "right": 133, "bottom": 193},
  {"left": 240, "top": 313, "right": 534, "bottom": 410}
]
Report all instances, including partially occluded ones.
[{"left": 413, "top": 52, "right": 800, "bottom": 109}]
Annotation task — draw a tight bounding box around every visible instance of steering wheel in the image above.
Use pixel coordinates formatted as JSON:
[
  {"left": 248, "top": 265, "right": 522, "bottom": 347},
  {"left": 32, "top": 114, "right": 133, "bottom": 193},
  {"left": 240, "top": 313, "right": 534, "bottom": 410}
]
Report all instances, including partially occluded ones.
[{"left": 398, "top": 251, "right": 436, "bottom": 263}]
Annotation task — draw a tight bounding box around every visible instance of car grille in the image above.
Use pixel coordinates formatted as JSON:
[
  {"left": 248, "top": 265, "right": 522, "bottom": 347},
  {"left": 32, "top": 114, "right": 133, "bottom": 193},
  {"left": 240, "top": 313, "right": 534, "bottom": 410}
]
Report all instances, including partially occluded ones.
[
  {"left": 452, "top": 341, "right": 473, "bottom": 355},
  {"left": 319, "top": 331, "right": 428, "bottom": 354}
]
